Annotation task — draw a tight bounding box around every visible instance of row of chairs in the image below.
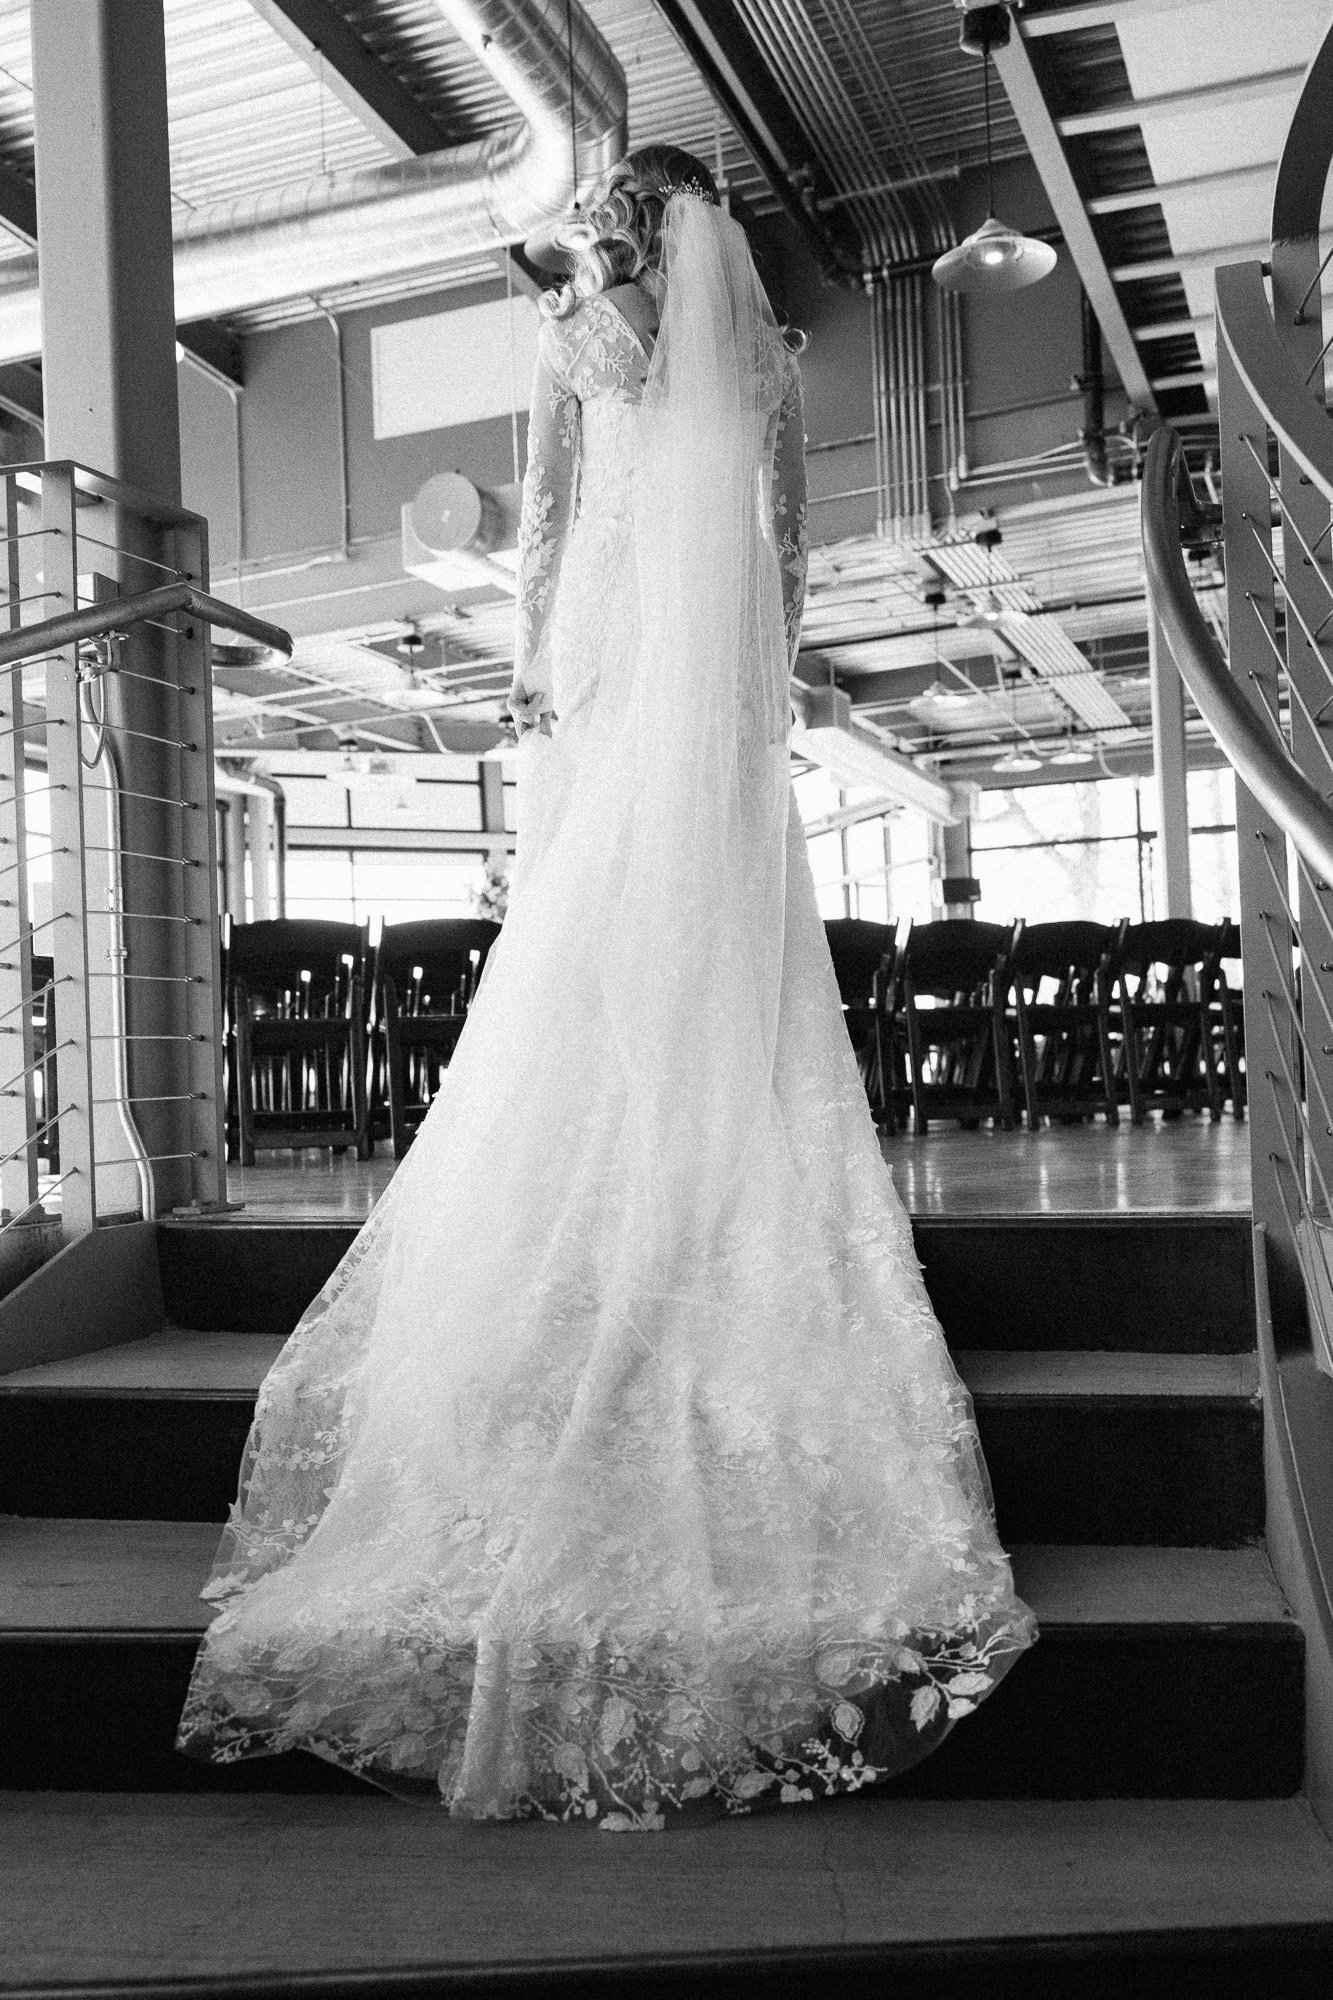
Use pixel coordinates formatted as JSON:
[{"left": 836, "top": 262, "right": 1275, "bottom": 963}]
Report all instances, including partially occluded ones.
[
  {"left": 28, "top": 926, "right": 488, "bottom": 1171},
  {"left": 224, "top": 917, "right": 500, "bottom": 1164},
  {"left": 28, "top": 914, "right": 1249, "bottom": 1174},
  {"left": 827, "top": 916, "right": 1245, "bottom": 1135}
]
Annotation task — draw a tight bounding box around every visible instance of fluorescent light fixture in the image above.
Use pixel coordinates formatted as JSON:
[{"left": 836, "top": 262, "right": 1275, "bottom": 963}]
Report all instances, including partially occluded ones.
[{"left": 792, "top": 683, "right": 959, "bottom": 822}]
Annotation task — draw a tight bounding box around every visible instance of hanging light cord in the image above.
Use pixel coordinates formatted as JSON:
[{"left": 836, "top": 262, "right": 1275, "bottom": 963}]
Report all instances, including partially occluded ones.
[{"left": 976, "top": 49, "right": 984, "bottom": 220}]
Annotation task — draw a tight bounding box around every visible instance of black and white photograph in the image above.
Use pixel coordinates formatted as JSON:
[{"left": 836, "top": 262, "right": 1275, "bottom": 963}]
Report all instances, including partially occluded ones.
[{"left": 0, "top": 0, "right": 1331, "bottom": 1993}]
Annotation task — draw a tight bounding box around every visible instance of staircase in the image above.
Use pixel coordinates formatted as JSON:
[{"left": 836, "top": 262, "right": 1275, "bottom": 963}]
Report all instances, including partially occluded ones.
[{"left": 1, "top": 1209, "right": 1331, "bottom": 1993}]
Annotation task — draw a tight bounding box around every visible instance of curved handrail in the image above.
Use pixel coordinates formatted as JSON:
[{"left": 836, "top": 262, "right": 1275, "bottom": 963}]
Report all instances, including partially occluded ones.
[
  {"left": 0, "top": 579, "right": 291, "bottom": 671},
  {"left": 1273, "top": 6, "right": 1333, "bottom": 245},
  {"left": 1216, "top": 261, "right": 1333, "bottom": 503},
  {"left": 1141, "top": 424, "right": 1333, "bottom": 887}
]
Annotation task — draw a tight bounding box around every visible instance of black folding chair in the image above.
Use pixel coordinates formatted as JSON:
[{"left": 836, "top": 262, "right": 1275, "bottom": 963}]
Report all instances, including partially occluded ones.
[
  {"left": 229, "top": 918, "right": 372, "bottom": 1164},
  {"left": 1204, "top": 918, "right": 1245, "bottom": 1119},
  {"left": 823, "top": 917, "right": 896, "bottom": 1131},
  {"left": 894, "top": 919, "right": 1018, "bottom": 1135},
  {"left": 1007, "top": 919, "right": 1127, "bottom": 1130},
  {"left": 375, "top": 918, "right": 501, "bottom": 1158},
  {"left": 1114, "top": 918, "right": 1228, "bottom": 1123}
]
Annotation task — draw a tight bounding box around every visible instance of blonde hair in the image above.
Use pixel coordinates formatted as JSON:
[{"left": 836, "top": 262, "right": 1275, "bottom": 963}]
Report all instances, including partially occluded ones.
[{"left": 543, "top": 146, "right": 719, "bottom": 320}]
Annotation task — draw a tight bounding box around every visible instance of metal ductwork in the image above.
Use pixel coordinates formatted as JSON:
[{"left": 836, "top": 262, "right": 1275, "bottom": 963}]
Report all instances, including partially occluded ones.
[{"left": 0, "top": 0, "right": 626, "bottom": 362}]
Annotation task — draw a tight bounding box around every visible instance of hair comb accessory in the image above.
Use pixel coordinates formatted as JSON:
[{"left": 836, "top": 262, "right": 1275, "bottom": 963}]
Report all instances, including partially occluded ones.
[{"left": 660, "top": 176, "right": 714, "bottom": 204}]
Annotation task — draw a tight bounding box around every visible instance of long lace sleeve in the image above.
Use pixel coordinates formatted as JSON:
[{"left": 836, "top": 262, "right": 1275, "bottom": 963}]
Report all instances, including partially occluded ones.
[
  {"left": 773, "top": 354, "right": 809, "bottom": 669},
  {"left": 514, "top": 321, "right": 580, "bottom": 696}
]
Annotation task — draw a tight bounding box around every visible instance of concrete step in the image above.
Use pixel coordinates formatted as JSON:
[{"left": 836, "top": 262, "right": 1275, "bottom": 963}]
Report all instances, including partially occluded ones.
[
  {"left": 156, "top": 1212, "right": 1257, "bottom": 1353},
  {"left": 0, "top": 1523, "right": 1303, "bottom": 1800},
  {"left": 2, "top": 1788, "right": 1331, "bottom": 1994},
  {"left": 0, "top": 1334, "right": 1266, "bottom": 1544},
  {"left": 2, "top": 1793, "right": 1330, "bottom": 1996}
]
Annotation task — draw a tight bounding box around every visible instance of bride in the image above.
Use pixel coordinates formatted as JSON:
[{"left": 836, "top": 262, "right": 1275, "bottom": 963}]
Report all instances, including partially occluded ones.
[{"left": 178, "top": 146, "right": 1035, "bottom": 1829}]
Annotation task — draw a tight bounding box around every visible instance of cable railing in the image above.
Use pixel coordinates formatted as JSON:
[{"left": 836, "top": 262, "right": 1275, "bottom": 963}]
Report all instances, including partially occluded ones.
[
  {"left": 1140, "top": 7, "right": 1333, "bottom": 1791},
  {"left": 0, "top": 460, "right": 291, "bottom": 1240},
  {"left": 1142, "top": 31, "right": 1333, "bottom": 1396}
]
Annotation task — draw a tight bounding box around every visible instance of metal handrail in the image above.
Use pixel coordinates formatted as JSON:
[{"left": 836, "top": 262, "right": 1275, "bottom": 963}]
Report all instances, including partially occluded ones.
[
  {"left": 1141, "top": 423, "right": 1333, "bottom": 886},
  {"left": 0, "top": 580, "right": 291, "bottom": 671},
  {"left": 1215, "top": 262, "right": 1333, "bottom": 504},
  {"left": 1273, "top": 9, "right": 1333, "bottom": 247}
]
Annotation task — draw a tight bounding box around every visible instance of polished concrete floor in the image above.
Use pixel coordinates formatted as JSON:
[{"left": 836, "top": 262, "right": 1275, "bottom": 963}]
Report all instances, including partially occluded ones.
[{"left": 224, "top": 1115, "right": 1251, "bottom": 1223}]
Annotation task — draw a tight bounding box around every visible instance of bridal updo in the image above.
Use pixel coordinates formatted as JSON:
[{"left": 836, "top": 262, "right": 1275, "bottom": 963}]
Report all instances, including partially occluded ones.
[{"left": 543, "top": 145, "right": 719, "bottom": 320}]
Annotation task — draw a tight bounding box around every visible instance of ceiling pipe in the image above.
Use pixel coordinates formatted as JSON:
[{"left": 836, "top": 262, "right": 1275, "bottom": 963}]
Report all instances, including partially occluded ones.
[
  {"left": 0, "top": 0, "right": 627, "bottom": 361},
  {"left": 1076, "top": 286, "right": 1132, "bottom": 489}
]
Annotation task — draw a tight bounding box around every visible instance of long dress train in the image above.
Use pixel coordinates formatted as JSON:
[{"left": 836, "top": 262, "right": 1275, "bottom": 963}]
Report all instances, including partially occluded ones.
[{"left": 177, "top": 198, "right": 1036, "bottom": 1829}]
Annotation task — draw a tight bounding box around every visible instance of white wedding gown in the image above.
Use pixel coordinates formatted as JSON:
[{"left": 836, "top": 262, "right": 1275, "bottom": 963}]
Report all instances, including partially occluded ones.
[{"left": 178, "top": 205, "right": 1035, "bottom": 1829}]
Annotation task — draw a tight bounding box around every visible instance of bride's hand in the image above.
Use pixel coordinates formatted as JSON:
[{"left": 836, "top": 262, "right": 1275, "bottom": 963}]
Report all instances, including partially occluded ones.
[{"left": 507, "top": 684, "right": 553, "bottom": 737}]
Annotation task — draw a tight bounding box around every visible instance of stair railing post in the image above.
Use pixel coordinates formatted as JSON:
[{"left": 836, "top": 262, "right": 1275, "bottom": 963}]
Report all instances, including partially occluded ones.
[
  {"left": 165, "top": 510, "right": 227, "bottom": 1212},
  {"left": 43, "top": 467, "right": 97, "bottom": 1237},
  {"left": 1269, "top": 224, "right": 1333, "bottom": 1235},
  {"left": 0, "top": 473, "right": 38, "bottom": 1222},
  {"left": 1216, "top": 334, "right": 1306, "bottom": 1334}
]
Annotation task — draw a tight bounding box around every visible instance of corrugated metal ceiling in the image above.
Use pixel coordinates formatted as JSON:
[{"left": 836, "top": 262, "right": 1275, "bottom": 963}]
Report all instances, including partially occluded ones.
[
  {"left": 0, "top": 0, "right": 1235, "bottom": 772},
  {"left": 0, "top": 0, "right": 769, "bottom": 284}
]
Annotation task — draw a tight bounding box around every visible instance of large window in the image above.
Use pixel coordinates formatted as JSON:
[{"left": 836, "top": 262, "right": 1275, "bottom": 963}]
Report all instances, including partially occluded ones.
[
  {"left": 285, "top": 849, "right": 487, "bottom": 927},
  {"left": 793, "top": 768, "right": 896, "bottom": 921},
  {"left": 273, "top": 767, "right": 501, "bottom": 931},
  {"left": 972, "top": 771, "right": 1239, "bottom": 927}
]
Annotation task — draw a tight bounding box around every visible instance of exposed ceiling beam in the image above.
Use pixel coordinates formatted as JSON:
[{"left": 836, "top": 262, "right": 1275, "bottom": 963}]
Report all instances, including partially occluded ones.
[
  {"left": 939, "top": 731, "right": 1227, "bottom": 788},
  {"left": 839, "top": 663, "right": 983, "bottom": 708},
  {"left": 0, "top": 159, "right": 36, "bottom": 248},
  {"left": 0, "top": 360, "right": 42, "bottom": 432},
  {"left": 1022, "top": 0, "right": 1245, "bottom": 34},
  {"left": 176, "top": 319, "right": 244, "bottom": 390},
  {"left": 801, "top": 588, "right": 1158, "bottom": 653},
  {"left": 993, "top": 26, "right": 1156, "bottom": 413},
  {"left": 246, "top": 0, "right": 449, "bottom": 161},
  {"left": 1134, "top": 314, "right": 1209, "bottom": 339},
  {"left": 651, "top": 0, "right": 860, "bottom": 278},
  {"left": 1086, "top": 159, "right": 1278, "bottom": 214},
  {"left": 1112, "top": 240, "right": 1267, "bottom": 283},
  {"left": 1151, "top": 368, "right": 1211, "bottom": 391},
  {"left": 1059, "top": 68, "right": 1306, "bottom": 137}
]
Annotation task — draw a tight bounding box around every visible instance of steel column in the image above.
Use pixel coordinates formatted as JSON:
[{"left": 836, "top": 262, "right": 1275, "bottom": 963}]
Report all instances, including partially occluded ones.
[
  {"left": 247, "top": 793, "right": 275, "bottom": 922},
  {"left": 1148, "top": 604, "right": 1192, "bottom": 917},
  {"left": 31, "top": 0, "right": 209, "bottom": 1216},
  {"left": 30, "top": 0, "right": 181, "bottom": 502},
  {"left": 223, "top": 800, "right": 249, "bottom": 926},
  {"left": 940, "top": 815, "right": 974, "bottom": 920}
]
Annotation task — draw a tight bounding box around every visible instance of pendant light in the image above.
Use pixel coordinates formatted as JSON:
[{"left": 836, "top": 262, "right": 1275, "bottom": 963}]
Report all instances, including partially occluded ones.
[{"left": 932, "top": 6, "right": 1056, "bottom": 296}]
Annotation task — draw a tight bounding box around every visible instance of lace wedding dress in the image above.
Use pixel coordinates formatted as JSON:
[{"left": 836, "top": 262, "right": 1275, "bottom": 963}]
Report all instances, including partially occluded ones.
[{"left": 178, "top": 201, "right": 1035, "bottom": 1828}]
